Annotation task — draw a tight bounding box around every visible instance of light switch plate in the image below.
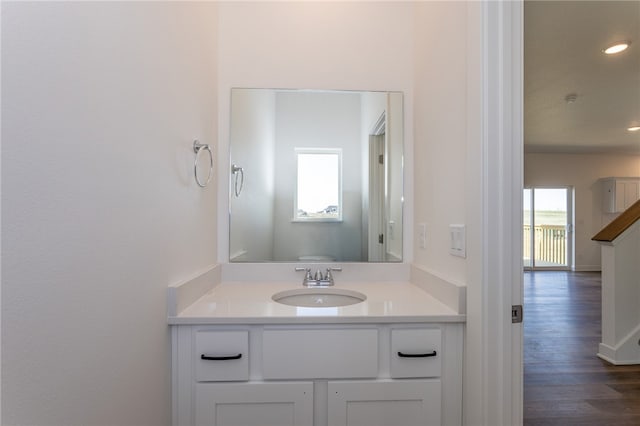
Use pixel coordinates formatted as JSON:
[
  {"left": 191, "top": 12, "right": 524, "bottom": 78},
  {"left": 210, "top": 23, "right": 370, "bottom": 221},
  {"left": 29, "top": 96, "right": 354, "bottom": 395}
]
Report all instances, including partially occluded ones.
[
  {"left": 418, "top": 223, "right": 427, "bottom": 249},
  {"left": 449, "top": 224, "right": 466, "bottom": 258}
]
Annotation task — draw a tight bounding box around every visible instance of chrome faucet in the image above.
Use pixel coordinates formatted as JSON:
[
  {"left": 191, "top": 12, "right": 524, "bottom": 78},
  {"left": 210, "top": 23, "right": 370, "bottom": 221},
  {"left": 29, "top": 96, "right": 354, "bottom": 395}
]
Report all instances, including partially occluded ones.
[{"left": 295, "top": 267, "right": 342, "bottom": 287}]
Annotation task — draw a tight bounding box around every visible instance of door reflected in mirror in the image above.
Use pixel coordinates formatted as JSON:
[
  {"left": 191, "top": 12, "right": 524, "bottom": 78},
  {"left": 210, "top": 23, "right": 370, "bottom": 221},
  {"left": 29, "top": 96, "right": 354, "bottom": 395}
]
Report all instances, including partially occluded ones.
[{"left": 229, "top": 89, "right": 403, "bottom": 262}]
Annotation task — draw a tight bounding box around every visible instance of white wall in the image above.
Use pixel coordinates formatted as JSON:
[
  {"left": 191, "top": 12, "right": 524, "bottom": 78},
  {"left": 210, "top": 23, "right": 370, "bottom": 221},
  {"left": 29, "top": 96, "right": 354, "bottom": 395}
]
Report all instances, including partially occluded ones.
[
  {"left": 413, "top": 3, "right": 468, "bottom": 285},
  {"left": 525, "top": 153, "right": 640, "bottom": 271},
  {"left": 413, "top": 2, "right": 483, "bottom": 424},
  {"left": 229, "top": 89, "right": 276, "bottom": 261},
  {"left": 272, "top": 91, "right": 363, "bottom": 261},
  {"left": 217, "top": 1, "right": 415, "bottom": 262},
  {"left": 1, "top": 3, "right": 218, "bottom": 425}
]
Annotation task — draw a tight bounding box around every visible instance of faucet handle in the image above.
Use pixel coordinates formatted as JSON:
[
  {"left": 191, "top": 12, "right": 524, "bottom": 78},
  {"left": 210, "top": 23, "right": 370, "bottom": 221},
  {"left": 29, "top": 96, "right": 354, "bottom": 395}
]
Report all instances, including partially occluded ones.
[
  {"left": 295, "top": 267, "right": 313, "bottom": 285},
  {"left": 325, "top": 268, "right": 334, "bottom": 282},
  {"left": 325, "top": 267, "right": 342, "bottom": 285}
]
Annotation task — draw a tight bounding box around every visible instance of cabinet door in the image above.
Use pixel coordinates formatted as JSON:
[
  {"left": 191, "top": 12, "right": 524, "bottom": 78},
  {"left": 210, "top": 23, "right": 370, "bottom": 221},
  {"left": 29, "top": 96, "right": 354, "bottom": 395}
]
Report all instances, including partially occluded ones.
[
  {"left": 622, "top": 180, "right": 640, "bottom": 210},
  {"left": 327, "top": 380, "right": 441, "bottom": 426},
  {"left": 603, "top": 179, "right": 640, "bottom": 213},
  {"left": 195, "top": 382, "right": 313, "bottom": 426}
]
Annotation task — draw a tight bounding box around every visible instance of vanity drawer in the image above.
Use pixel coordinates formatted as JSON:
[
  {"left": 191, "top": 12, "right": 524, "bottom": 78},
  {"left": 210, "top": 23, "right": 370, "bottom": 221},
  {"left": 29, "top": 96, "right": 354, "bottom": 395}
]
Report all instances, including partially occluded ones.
[
  {"left": 262, "top": 329, "right": 378, "bottom": 379},
  {"left": 390, "top": 328, "right": 442, "bottom": 378},
  {"left": 195, "top": 330, "right": 249, "bottom": 382}
]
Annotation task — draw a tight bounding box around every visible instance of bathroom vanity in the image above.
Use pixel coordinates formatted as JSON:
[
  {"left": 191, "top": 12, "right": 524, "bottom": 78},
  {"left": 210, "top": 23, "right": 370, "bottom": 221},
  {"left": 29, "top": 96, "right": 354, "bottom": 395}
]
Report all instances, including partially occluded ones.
[
  {"left": 171, "top": 88, "right": 465, "bottom": 425},
  {"left": 169, "top": 277, "right": 465, "bottom": 426}
]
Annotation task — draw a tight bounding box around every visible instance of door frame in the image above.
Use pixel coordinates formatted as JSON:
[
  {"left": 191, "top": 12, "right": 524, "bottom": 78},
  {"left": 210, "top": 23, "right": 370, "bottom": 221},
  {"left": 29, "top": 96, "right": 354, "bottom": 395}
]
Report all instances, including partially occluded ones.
[
  {"left": 479, "top": 0, "right": 523, "bottom": 424},
  {"left": 368, "top": 133, "right": 386, "bottom": 261}
]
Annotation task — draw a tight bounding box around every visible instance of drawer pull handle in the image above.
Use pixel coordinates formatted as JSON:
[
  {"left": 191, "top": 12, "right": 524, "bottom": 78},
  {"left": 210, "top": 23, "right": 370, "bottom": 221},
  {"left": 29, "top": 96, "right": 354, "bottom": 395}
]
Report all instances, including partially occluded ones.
[
  {"left": 397, "top": 350, "right": 437, "bottom": 358},
  {"left": 201, "top": 353, "right": 242, "bottom": 361}
]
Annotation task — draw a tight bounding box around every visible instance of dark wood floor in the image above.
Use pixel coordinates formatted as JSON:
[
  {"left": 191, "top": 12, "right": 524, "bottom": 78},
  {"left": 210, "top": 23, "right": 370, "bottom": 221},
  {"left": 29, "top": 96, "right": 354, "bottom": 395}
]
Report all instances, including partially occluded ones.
[{"left": 524, "top": 271, "right": 640, "bottom": 425}]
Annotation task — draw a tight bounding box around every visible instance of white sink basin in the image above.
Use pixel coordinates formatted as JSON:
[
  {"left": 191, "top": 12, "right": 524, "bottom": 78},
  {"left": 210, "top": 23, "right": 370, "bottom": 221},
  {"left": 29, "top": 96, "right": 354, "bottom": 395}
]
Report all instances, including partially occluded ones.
[{"left": 272, "top": 288, "right": 367, "bottom": 308}]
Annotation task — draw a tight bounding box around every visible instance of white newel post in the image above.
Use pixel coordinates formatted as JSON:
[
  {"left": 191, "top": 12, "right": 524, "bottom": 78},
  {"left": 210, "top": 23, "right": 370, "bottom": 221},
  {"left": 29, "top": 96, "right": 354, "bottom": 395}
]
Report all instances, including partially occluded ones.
[{"left": 597, "top": 222, "right": 640, "bottom": 365}]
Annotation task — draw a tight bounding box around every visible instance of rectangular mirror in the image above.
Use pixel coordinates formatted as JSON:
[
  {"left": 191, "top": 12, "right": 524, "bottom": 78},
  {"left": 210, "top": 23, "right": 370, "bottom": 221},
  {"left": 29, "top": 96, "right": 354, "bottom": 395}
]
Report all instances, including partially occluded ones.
[{"left": 229, "top": 89, "right": 403, "bottom": 262}]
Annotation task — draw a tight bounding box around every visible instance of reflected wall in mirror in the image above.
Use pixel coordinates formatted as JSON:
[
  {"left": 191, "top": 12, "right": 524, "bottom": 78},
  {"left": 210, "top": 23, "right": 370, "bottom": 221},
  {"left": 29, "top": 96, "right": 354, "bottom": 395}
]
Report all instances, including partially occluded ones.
[{"left": 229, "top": 89, "right": 403, "bottom": 262}]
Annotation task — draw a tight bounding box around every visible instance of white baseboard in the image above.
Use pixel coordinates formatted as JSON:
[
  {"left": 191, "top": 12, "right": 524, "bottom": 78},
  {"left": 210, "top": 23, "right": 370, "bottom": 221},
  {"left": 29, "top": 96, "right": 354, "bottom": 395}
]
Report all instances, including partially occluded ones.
[
  {"left": 572, "top": 265, "right": 601, "bottom": 272},
  {"left": 598, "top": 343, "right": 640, "bottom": 365},
  {"left": 598, "top": 323, "right": 640, "bottom": 365}
]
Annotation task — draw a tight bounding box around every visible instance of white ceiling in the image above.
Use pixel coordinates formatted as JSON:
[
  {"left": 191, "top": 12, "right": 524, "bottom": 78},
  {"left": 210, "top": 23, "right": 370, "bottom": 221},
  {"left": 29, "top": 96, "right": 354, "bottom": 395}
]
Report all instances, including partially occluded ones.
[{"left": 525, "top": 1, "right": 640, "bottom": 153}]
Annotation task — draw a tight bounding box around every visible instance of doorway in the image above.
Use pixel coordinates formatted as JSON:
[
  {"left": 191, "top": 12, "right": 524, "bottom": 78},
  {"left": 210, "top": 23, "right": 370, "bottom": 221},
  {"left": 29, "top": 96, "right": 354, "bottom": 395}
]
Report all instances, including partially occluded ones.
[
  {"left": 367, "top": 112, "right": 386, "bottom": 262},
  {"left": 368, "top": 132, "right": 386, "bottom": 261},
  {"left": 523, "top": 187, "right": 573, "bottom": 270}
]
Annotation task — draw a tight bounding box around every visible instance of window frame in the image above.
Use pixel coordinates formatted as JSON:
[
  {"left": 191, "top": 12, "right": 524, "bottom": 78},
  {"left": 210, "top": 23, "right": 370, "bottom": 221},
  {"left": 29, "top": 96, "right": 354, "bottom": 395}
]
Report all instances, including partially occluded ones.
[{"left": 293, "top": 147, "right": 343, "bottom": 222}]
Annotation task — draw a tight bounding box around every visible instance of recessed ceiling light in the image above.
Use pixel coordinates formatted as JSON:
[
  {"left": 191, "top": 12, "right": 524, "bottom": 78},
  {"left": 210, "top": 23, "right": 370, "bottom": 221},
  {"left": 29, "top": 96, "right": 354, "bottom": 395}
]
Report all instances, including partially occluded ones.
[
  {"left": 603, "top": 41, "right": 631, "bottom": 55},
  {"left": 628, "top": 126, "right": 640, "bottom": 132}
]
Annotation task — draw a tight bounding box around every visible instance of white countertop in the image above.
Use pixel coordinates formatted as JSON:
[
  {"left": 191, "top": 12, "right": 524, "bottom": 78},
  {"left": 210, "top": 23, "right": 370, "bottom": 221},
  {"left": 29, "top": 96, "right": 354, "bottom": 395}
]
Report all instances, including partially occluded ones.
[{"left": 169, "top": 281, "right": 466, "bottom": 325}]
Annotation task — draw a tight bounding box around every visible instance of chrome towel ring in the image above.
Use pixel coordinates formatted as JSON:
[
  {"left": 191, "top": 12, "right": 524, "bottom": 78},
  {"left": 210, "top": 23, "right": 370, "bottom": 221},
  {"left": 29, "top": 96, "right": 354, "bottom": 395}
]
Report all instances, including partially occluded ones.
[
  {"left": 231, "top": 164, "right": 244, "bottom": 197},
  {"left": 193, "top": 140, "right": 213, "bottom": 188}
]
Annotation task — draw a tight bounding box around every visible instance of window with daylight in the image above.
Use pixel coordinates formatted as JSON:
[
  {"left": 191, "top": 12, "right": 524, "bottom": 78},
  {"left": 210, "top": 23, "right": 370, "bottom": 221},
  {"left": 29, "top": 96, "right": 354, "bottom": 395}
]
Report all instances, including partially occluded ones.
[{"left": 294, "top": 149, "right": 342, "bottom": 221}]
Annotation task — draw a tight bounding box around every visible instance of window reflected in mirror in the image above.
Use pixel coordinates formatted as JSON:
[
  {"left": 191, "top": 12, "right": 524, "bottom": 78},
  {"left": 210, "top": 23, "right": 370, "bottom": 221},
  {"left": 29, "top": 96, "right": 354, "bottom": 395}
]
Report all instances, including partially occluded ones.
[{"left": 295, "top": 149, "right": 342, "bottom": 221}]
